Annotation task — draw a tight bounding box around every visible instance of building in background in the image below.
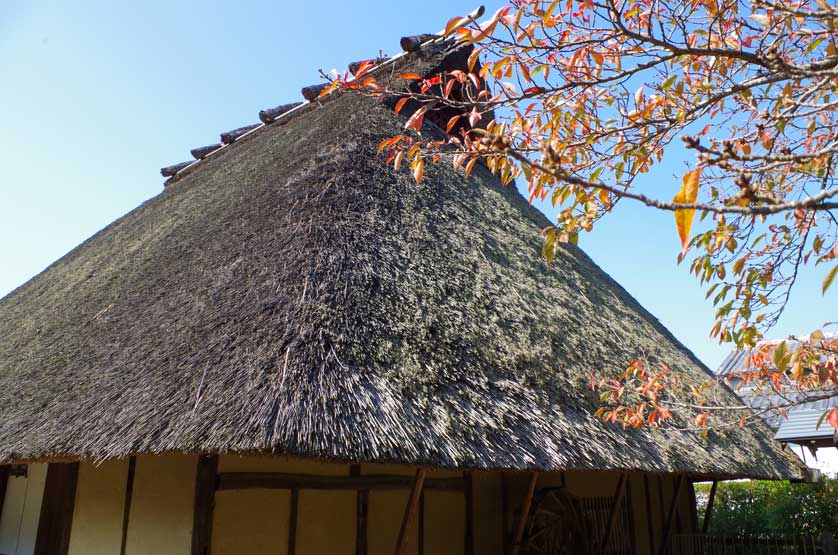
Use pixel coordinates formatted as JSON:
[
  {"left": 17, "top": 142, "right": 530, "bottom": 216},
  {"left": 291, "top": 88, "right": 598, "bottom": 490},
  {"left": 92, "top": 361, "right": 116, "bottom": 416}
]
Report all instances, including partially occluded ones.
[{"left": 717, "top": 334, "right": 838, "bottom": 478}]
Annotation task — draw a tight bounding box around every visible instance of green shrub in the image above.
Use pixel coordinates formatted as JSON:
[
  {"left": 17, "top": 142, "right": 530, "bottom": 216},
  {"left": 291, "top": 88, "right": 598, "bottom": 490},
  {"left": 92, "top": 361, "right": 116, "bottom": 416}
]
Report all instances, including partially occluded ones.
[{"left": 694, "top": 479, "right": 838, "bottom": 537}]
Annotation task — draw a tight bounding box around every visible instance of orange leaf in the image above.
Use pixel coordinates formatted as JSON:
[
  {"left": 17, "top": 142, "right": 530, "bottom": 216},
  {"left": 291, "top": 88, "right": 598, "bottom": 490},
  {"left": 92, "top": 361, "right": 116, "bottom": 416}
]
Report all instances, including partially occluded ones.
[
  {"left": 464, "top": 157, "right": 478, "bottom": 177},
  {"left": 446, "top": 114, "right": 462, "bottom": 133},
  {"left": 468, "top": 48, "right": 481, "bottom": 72},
  {"left": 413, "top": 159, "right": 424, "bottom": 183},
  {"left": 405, "top": 107, "right": 427, "bottom": 132},
  {"left": 673, "top": 168, "right": 701, "bottom": 255},
  {"left": 397, "top": 72, "right": 422, "bottom": 81},
  {"left": 394, "top": 97, "right": 409, "bottom": 114},
  {"left": 443, "top": 79, "right": 456, "bottom": 98},
  {"left": 352, "top": 60, "right": 374, "bottom": 78},
  {"left": 444, "top": 15, "right": 465, "bottom": 36}
]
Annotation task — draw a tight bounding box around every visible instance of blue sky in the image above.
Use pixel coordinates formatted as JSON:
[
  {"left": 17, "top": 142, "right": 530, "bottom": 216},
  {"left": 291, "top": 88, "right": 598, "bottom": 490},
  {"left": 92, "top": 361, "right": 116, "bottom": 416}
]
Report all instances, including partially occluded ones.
[{"left": 1, "top": 0, "right": 836, "bottom": 371}]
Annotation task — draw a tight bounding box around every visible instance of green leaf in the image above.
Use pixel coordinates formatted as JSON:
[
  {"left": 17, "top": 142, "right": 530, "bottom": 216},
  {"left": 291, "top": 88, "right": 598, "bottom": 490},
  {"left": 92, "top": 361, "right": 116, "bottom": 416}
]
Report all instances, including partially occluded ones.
[
  {"left": 823, "top": 264, "right": 838, "bottom": 294},
  {"left": 773, "top": 341, "right": 788, "bottom": 372},
  {"left": 662, "top": 75, "right": 677, "bottom": 91}
]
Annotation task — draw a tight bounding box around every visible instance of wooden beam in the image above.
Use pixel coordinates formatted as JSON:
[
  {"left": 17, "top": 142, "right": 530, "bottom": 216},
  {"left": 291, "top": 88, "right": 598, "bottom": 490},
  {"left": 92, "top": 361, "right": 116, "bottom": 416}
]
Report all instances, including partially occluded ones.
[
  {"left": 217, "top": 472, "right": 464, "bottom": 492},
  {"left": 464, "top": 471, "right": 474, "bottom": 555},
  {"left": 34, "top": 462, "right": 79, "bottom": 555},
  {"left": 702, "top": 480, "right": 718, "bottom": 533},
  {"left": 657, "top": 475, "right": 684, "bottom": 555},
  {"left": 288, "top": 488, "right": 299, "bottom": 555},
  {"left": 119, "top": 456, "right": 137, "bottom": 555},
  {"left": 600, "top": 472, "right": 628, "bottom": 552},
  {"left": 510, "top": 472, "right": 539, "bottom": 555},
  {"left": 190, "top": 454, "right": 218, "bottom": 555},
  {"left": 0, "top": 465, "right": 9, "bottom": 520},
  {"left": 394, "top": 467, "right": 427, "bottom": 555},
  {"left": 351, "top": 465, "right": 368, "bottom": 555},
  {"left": 643, "top": 474, "right": 656, "bottom": 555}
]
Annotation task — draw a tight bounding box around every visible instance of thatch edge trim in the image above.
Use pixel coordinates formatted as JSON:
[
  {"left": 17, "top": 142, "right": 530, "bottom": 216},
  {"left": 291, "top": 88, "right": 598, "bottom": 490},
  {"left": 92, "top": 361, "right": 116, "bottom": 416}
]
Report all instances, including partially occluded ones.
[{"left": 4, "top": 447, "right": 805, "bottom": 482}]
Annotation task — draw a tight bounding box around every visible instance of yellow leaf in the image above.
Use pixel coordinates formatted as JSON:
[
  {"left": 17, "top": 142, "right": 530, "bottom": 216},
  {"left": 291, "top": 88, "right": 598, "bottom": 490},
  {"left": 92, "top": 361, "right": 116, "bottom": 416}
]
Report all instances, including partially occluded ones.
[{"left": 673, "top": 169, "right": 701, "bottom": 255}]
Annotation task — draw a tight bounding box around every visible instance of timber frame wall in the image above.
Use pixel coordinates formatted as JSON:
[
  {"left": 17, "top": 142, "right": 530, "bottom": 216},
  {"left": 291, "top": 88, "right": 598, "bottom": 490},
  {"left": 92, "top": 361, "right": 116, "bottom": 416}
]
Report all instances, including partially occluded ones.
[
  {"left": 190, "top": 456, "right": 475, "bottom": 555},
  {"left": 187, "top": 457, "right": 699, "bottom": 555}
]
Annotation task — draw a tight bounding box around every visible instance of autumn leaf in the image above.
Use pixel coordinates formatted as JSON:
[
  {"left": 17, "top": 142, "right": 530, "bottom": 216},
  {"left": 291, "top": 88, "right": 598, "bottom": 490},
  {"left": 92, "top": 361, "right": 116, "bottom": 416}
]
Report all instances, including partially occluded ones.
[
  {"left": 816, "top": 407, "right": 838, "bottom": 430},
  {"left": 823, "top": 264, "right": 838, "bottom": 295},
  {"left": 412, "top": 158, "right": 424, "bottom": 183},
  {"left": 404, "top": 102, "right": 437, "bottom": 133},
  {"left": 397, "top": 73, "right": 423, "bottom": 81},
  {"left": 444, "top": 16, "right": 466, "bottom": 36},
  {"left": 394, "top": 97, "right": 409, "bottom": 115},
  {"left": 673, "top": 169, "right": 701, "bottom": 255}
]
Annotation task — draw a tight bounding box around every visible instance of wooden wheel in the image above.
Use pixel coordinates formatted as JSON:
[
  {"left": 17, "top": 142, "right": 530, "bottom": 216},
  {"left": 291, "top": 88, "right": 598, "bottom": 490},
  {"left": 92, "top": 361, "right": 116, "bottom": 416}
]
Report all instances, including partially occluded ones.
[{"left": 523, "top": 488, "right": 594, "bottom": 555}]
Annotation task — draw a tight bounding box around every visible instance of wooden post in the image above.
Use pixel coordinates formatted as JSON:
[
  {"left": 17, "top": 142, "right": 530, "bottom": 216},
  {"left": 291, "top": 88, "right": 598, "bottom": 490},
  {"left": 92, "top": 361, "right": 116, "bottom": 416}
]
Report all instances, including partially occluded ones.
[
  {"left": 625, "top": 477, "right": 637, "bottom": 554},
  {"left": 351, "top": 465, "right": 368, "bottom": 555},
  {"left": 288, "top": 488, "right": 299, "bottom": 555},
  {"left": 34, "top": 463, "right": 79, "bottom": 555},
  {"left": 644, "top": 474, "right": 656, "bottom": 555},
  {"left": 600, "top": 472, "right": 628, "bottom": 552},
  {"left": 702, "top": 480, "right": 718, "bottom": 533},
  {"left": 501, "top": 472, "right": 510, "bottom": 555},
  {"left": 686, "top": 480, "right": 698, "bottom": 531},
  {"left": 394, "top": 467, "right": 427, "bottom": 555},
  {"left": 658, "top": 475, "right": 684, "bottom": 555},
  {"left": 0, "top": 465, "right": 9, "bottom": 519},
  {"left": 510, "top": 472, "right": 539, "bottom": 555},
  {"left": 464, "top": 471, "right": 474, "bottom": 555},
  {"left": 418, "top": 491, "right": 425, "bottom": 555},
  {"left": 190, "top": 454, "right": 218, "bottom": 555},
  {"left": 119, "top": 456, "right": 137, "bottom": 555}
]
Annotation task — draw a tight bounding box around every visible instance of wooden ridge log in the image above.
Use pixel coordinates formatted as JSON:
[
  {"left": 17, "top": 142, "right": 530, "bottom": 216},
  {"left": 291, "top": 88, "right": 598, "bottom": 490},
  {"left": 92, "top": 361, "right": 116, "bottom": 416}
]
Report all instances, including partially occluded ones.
[
  {"left": 400, "top": 34, "right": 436, "bottom": 52},
  {"left": 349, "top": 57, "right": 389, "bottom": 75},
  {"left": 259, "top": 102, "right": 303, "bottom": 124},
  {"left": 301, "top": 83, "right": 329, "bottom": 101},
  {"left": 216, "top": 472, "right": 465, "bottom": 492},
  {"left": 190, "top": 144, "right": 222, "bottom": 160},
  {"left": 161, "top": 160, "right": 193, "bottom": 177},
  {"left": 220, "top": 124, "right": 260, "bottom": 145}
]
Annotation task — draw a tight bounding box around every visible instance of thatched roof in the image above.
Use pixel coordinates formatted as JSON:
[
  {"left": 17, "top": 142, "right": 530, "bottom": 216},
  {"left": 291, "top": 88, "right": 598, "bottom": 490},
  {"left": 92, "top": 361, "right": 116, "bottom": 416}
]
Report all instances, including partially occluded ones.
[{"left": 0, "top": 38, "right": 804, "bottom": 480}]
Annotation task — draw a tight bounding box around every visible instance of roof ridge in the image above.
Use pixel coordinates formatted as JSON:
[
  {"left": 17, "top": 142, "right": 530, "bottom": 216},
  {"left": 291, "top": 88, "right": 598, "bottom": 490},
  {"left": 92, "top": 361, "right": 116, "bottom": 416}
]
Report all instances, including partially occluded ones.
[{"left": 161, "top": 6, "right": 486, "bottom": 187}]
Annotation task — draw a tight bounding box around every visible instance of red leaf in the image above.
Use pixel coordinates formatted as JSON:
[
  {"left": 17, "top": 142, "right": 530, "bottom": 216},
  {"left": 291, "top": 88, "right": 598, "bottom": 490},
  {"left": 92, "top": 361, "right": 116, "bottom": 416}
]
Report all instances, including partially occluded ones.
[{"left": 397, "top": 72, "right": 423, "bottom": 81}]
